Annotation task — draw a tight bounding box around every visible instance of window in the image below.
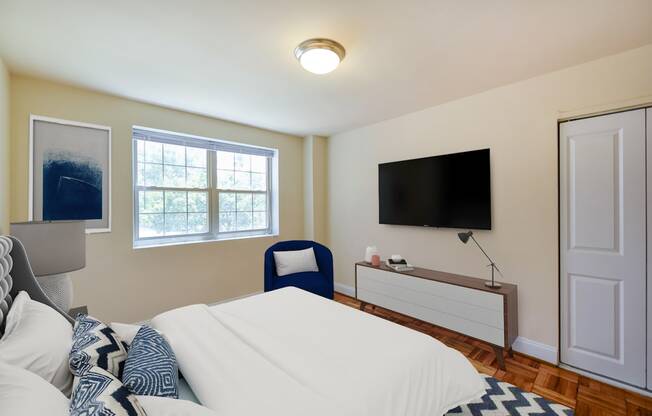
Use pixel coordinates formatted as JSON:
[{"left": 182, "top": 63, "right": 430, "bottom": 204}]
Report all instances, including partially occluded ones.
[{"left": 133, "top": 127, "right": 277, "bottom": 247}]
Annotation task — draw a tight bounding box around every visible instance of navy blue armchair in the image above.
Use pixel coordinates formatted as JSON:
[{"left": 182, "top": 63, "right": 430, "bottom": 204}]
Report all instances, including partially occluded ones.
[{"left": 264, "top": 240, "right": 334, "bottom": 299}]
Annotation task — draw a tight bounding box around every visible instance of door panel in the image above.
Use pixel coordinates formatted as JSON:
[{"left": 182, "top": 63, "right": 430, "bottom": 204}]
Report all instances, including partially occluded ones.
[
  {"left": 560, "top": 109, "right": 646, "bottom": 387},
  {"left": 568, "top": 130, "right": 620, "bottom": 252},
  {"left": 568, "top": 274, "right": 621, "bottom": 358}
]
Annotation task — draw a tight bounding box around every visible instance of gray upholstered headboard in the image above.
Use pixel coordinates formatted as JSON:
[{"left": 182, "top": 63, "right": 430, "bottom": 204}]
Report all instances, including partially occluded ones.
[
  {"left": 0, "top": 236, "right": 14, "bottom": 330},
  {"left": 0, "top": 235, "right": 73, "bottom": 334}
]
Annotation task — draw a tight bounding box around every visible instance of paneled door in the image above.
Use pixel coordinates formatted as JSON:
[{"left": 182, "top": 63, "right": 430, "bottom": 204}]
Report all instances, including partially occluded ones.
[{"left": 560, "top": 109, "right": 646, "bottom": 387}]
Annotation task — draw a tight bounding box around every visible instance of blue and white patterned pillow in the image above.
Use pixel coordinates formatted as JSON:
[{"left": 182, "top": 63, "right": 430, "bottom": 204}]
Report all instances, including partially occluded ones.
[
  {"left": 122, "top": 326, "right": 179, "bottom": 398},
  {"left": 70, "top": 366, "right": 147, "bottom": 416},
  {"left": 70, "top": 315, "right": 129, "bottom": 379}
]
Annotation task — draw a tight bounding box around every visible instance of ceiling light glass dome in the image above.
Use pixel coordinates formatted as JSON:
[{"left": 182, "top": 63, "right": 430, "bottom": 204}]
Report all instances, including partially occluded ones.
[{"left": 294, "top": 38, "right": 346, "bottom": 75}]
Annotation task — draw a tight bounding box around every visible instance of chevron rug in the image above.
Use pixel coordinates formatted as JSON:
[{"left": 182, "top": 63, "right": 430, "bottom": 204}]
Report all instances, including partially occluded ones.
[{"left": 446, "top": 375, "right": 574, "bottom": 416}]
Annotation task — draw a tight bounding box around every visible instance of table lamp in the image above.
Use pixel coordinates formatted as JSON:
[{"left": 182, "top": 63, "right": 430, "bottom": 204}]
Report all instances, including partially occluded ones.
[
  {"left": 10, "top": 221, "right": 86, "bottom": 312},
  {"left": 457, "top": 230, "right": 502, "bottom": 288}
]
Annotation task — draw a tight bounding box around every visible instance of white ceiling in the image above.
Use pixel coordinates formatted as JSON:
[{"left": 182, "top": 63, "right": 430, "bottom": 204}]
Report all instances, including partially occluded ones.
[{"left": 1, "top": 1, "right": 651, "bottom": 136}]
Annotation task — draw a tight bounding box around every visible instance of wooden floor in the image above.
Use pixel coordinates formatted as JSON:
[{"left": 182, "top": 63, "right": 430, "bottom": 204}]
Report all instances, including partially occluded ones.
[{"left": 334, "top": 292, "right": 652, "bottom": 415}]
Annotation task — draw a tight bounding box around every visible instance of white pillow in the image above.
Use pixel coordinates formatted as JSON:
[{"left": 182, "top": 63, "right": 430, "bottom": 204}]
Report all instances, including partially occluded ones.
[
  {"left": 0, "top": 291, "right": 73, "bottom": 396},
  {"left": 0, "top": 360, "right": 69, "bottom": 415},
  {"left": 110, "top": 322, "right": 143, "bottom": 345},
  {"left": 138, "top": 396, "right": 220, "bottom": 416},
  {"left": 273, "top": 247, "right": 319, "bottom": 277},
  {"left": 110, "top": 322, "right": 164, "bottom": 346}
]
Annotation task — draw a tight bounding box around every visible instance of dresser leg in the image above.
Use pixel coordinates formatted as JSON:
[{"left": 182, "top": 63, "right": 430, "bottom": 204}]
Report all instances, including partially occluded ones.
[{"left": 492, "top": 345, "right": 506, "bottom": 370}]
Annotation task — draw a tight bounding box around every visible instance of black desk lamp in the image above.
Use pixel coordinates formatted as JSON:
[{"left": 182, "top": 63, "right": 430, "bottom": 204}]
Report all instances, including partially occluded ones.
[{"left": 457, "top": 231, "right": 502, "bottom": 288}]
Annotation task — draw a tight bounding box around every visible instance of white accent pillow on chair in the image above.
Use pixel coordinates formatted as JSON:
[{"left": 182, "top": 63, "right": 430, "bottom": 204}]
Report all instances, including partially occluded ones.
[
  {"left": 0, "top": 291, "right": 73, "bottom": 396},
  {"left": 273, "top": 247, "right": 319, "bottom": 277}
]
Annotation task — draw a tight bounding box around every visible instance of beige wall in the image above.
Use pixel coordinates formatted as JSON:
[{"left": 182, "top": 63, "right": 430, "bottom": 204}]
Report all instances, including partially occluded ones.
[
  {"left": 303, "top": 135, "right": 328, "bottom": 243},
  {"left": 0, "top": 58, "right": 9, "bottom": 234},
  {"left": 328, "top": 44, "right": 652, "bottom": 349},
  {"left": 10, "top": 75, "right": 304, "bottom": 323}
]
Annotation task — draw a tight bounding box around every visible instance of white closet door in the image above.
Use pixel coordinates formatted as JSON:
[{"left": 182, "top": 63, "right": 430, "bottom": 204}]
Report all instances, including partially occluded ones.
[{"left": 560, "top": 109, "right": 646, "bottom": 387}]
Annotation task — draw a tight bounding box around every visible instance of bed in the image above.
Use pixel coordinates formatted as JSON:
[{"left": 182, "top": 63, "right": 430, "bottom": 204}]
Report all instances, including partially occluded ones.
[{"left": 1, "top": 235, "right": 485, "bottom": 415}]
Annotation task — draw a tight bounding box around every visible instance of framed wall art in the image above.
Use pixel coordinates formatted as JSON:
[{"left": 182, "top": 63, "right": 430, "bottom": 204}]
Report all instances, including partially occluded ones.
[{"left": 29, "top": 115, "right": 111, "bottom": 233}]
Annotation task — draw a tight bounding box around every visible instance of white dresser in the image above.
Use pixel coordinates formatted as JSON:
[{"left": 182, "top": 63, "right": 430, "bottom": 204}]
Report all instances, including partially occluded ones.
[{"left": 355, "top": 262, "right": 517, "bottom": 369}]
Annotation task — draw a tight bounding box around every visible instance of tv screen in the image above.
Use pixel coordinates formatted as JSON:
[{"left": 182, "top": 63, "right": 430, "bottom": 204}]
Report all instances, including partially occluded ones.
[{"left": 378, "top": 149, "right": 491, "bottom": 229}]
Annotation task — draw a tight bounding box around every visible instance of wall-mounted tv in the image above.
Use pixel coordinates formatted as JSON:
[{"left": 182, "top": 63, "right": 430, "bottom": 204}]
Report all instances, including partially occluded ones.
[{"left": 378, "top": 149, "right": 491, "bottom": 230}]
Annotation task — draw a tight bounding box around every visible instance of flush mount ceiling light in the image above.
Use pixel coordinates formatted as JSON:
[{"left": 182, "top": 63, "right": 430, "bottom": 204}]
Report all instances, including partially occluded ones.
[{"left": 294, "top": 38, "right": 346, "bottom": 75}]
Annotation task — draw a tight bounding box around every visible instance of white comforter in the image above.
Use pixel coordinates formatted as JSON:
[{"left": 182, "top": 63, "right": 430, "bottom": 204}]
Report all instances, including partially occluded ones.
[{"left": 151, "top": 287, "right": 484, "bottom": 416}]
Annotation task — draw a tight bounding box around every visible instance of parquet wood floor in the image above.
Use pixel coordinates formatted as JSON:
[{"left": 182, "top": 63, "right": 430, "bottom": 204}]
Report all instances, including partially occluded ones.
[{"left": 334, "top": 292, "right": 652, "bottom": 415}]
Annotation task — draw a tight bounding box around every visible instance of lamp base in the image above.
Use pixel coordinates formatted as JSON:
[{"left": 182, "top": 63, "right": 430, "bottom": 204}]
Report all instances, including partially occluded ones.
[
  {"left": 36, "top": 273, "right": 73, "bottom": 312},
  {"left": 484, "top": 281, "right": 502, "bottom": 289}
]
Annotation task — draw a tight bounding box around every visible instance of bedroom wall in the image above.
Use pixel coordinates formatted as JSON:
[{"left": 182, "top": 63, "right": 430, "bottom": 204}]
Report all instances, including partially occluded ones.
[
  {"left": 328, "top": 44, "right": 652, "bottom": 358},
  {"left": 0, "top": 58, "right": 9, "bottom": 234},
  {"left": 9, "top": 75, "right": 304, "bottom": 323}
]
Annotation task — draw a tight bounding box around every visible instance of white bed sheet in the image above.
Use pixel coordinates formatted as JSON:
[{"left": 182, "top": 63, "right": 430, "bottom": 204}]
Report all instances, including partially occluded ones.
[{"left": 151, "top": 287, "right": 484, "bottom": 416}]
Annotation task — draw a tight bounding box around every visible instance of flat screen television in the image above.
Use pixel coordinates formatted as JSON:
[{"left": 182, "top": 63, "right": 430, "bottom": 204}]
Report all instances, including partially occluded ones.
[{"left": 378, "top": 149, "right": 491, "bottom": 229}]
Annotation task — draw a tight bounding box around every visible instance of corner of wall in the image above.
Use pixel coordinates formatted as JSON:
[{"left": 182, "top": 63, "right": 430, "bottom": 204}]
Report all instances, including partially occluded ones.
[
  {"left": 303, "top": 135, "right": 329, "bottom": 244},
  {"left": 303, "top": 135, "right": 315, "bottom": 240}
]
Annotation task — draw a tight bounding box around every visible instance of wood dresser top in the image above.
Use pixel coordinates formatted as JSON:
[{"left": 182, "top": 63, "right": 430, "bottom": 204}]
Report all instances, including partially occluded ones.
[{"left": 356, "top": 261, "right": 517, "bottom": 295}]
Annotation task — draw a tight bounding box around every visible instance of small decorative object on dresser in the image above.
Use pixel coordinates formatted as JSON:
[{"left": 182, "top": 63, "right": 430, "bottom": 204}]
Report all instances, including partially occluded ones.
[
  {"left": 386, "top": 254, "right": 414, "bottom": 272},
  {"left": 364, "top": 246, "right": 379, "bottom": 263},
  {"left": 355, "top": 261, "right": 517, "bottom": 370}
]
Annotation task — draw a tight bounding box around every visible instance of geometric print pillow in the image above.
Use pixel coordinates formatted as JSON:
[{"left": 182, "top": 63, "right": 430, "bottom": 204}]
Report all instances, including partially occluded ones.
[
  {"left": 122, "top": 326, "right": 178, "bottom": 398},
  {"left": 70, "top": 315, "right": 129, "bottom": 379},
  {"left": 70, "top": 366, "right": 147, "bottom": 416}
]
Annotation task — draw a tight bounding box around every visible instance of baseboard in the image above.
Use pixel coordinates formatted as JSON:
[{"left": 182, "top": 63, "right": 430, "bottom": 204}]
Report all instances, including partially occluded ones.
[
  {"left": 559, "top": 363, "right": 652, "bottom": 398},
  {"left": 334, "top": 282, "right": 355, "bottom": 297},
  {"left": 512, "top": 336, "right": 558, "bottom": 364}
]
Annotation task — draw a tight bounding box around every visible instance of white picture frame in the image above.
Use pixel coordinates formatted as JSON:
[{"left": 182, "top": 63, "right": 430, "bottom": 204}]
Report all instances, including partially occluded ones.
[{"left": 29, "top": 114, "right": 112, "bottom": 233}]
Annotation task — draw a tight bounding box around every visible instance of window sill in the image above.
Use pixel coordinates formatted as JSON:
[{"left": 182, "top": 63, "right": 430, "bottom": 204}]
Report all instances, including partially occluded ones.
[{"left": 133, "top": 231, "right": 279, "bottom": 250}]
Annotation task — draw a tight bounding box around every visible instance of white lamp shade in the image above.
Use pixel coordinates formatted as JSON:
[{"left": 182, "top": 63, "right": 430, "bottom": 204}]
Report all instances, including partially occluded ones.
[{"left": 10, "top": 221, "right": 86, "bottom": 276}]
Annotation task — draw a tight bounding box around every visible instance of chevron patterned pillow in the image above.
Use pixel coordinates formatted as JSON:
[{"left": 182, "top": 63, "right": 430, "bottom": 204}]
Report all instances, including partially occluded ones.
[
  {"left": 70, "top": 366, "right": 147, "bottom": 416},
  {"left": 122, "top": 326, "right": 179, "bottom": 398},
  {"left": 70, "top": 315, "right": 129, "bottom": 379}
]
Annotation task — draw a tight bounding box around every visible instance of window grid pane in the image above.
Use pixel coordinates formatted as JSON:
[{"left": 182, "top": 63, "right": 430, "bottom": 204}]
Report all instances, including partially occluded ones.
[
  {"left": 137, "top": 139, "right": 207, "bottom": 189},
  {"left": 214, "top": 151, "right": 270, "bottom": 233},
  {"left": 217, "top": 190, "right": 268, "bottom": 233},
  {"left": 215, "top": 151, "right": 270, "bottom": 192},
  {"left": 137, "top": 189, "right": 209, "bottom": 239}
]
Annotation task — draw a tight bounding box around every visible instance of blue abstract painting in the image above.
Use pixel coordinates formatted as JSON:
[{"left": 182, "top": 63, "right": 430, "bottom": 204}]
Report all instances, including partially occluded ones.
[{"left": 42, "top": 150, "right": 103, "bottom": 221}]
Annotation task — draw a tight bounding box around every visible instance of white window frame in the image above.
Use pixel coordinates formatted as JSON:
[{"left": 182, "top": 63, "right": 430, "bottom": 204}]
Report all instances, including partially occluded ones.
[{"left": 132, "top": 126, "right": 278, "bottom": 248}]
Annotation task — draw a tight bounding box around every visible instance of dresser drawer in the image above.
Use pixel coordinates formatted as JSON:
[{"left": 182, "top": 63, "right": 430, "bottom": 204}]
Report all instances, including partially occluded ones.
[{"left": 356, "top": 265, "right": 506, "bottom": 347}]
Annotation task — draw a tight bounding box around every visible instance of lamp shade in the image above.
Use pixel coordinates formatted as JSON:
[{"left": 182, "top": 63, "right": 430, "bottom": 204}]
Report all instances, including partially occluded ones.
[
  {"left": 458, "top": 231, "right": 473, "bottom": 244},
  {"left": 10, "top": 221, "right": 86, "bottom": 276}
]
